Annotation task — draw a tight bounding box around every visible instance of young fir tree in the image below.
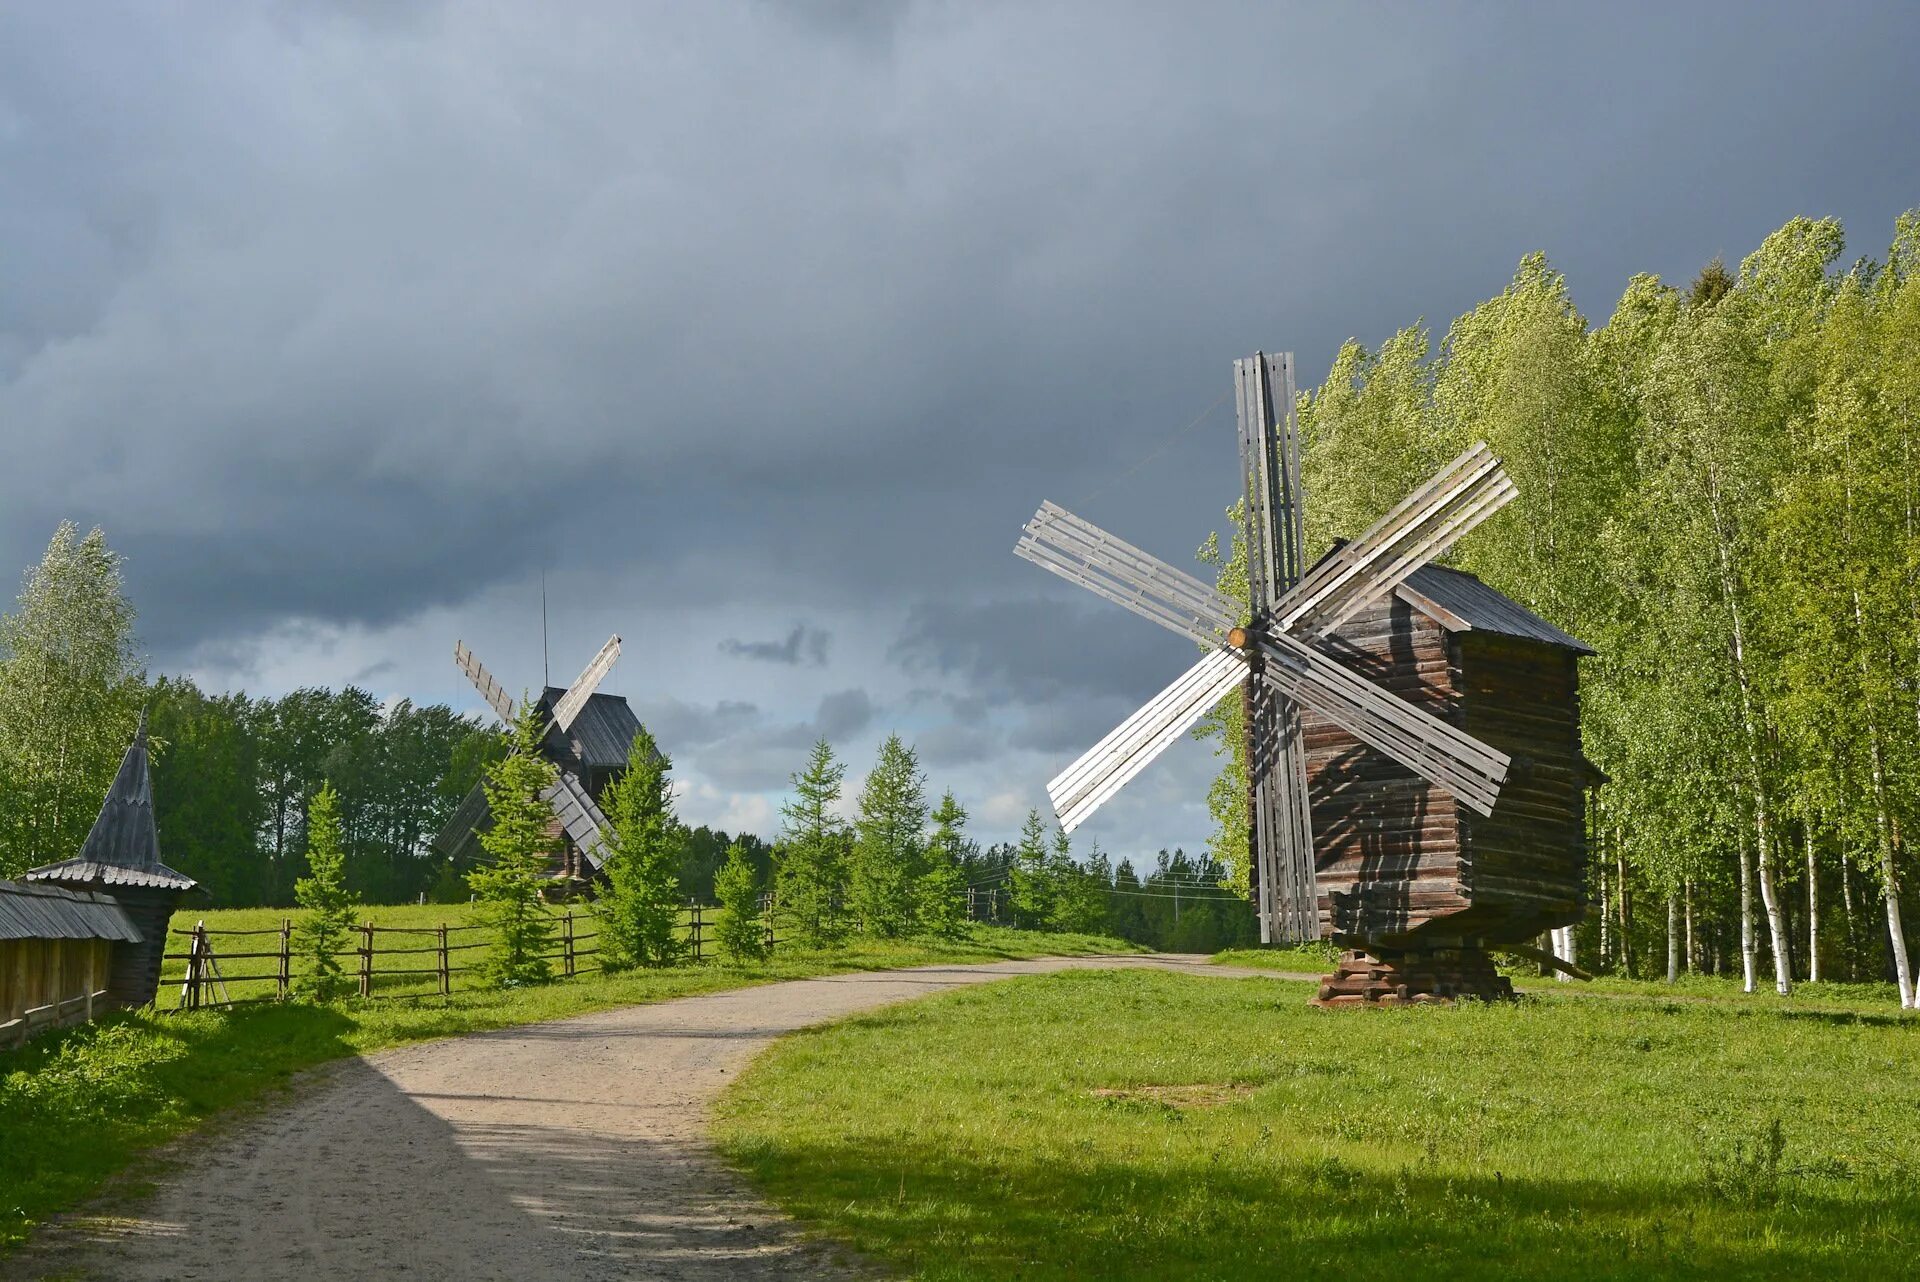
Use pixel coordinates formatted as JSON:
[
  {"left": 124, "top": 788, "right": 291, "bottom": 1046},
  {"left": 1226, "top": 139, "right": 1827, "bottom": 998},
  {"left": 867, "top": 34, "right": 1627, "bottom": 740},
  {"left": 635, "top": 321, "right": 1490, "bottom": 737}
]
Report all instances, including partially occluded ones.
[
  {"left": 0, "top": 522, "right": 144, "bottom": 878},
  {"left": 1010, "top": 808, "right": 1056, "bottom": 929},
  {"left": 467, "top": 701, "right": 558, "bottom": 987},
  {"left": 916, "top": 790, "right": 970, "bottom": 938},
  {"left": 775, "top": 738, "right": 849, "bottom": 948},
  {"left": 595, "top": 729, "right": 685, "bottom": 969},
  {"left": 1050, "top": 834, "right": 1110, "bottom": 934},
  {"left": 848, "top": 733, "right": 927, "bottom": 937},
  {"left": 292, "top": 780, "right": 356, "bottom": 1001},
  {"left": 714, "top": 839, "right": 769, "bottom": 963}
]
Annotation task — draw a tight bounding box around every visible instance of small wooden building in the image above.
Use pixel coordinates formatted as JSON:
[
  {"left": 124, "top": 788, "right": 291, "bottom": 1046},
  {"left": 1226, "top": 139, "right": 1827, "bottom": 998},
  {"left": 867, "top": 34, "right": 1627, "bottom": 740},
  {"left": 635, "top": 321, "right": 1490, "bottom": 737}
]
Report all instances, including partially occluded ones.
[
  {"left": 25, "top": 715, "right": 198, "bottom": 1011},
  {"left": 1304, "top": 558, "right": 1596, "bottom": 999},
  {"left": 0, "top": 879, "right": 143, "bottom": 1047},
  {"left": 433, "top": 686, "right": 645, "bottom": 890}
]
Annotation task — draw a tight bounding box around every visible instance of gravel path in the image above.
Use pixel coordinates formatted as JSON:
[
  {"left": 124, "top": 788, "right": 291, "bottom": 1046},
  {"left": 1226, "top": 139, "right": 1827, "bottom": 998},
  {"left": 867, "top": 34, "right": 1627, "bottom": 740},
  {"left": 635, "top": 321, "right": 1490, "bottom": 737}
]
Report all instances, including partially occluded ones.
[{"left": 20, "top": 954, "right": 1281, "bottom": 1281}]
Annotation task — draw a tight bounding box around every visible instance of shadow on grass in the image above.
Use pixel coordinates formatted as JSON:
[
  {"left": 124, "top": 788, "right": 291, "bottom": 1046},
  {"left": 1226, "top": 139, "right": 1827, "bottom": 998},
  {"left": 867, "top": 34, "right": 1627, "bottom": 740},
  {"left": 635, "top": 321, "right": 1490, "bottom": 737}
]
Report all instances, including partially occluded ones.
[
  {"left": 0, "top": 1002, "right": 360, "bottom": 1252},
  {"left": 14, "top": 1047, "right": 870, "bottom": 1281},
  {"left": 727, "top": 1132, "right": 1920, "bottom": 1282}
]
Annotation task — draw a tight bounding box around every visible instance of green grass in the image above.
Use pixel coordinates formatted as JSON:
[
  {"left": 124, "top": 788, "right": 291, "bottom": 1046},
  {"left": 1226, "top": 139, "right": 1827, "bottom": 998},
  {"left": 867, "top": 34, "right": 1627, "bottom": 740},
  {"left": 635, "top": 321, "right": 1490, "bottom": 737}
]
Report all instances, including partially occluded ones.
[
  {"left": 1214, "top": 945, "right": 1910, "bottom": 1013},
  {"left": 715, "top": 969, "right": 1920, "bottom": 1281},
  {"left": 0, "top": 922, "right": 1140, "bottom": 1251}
]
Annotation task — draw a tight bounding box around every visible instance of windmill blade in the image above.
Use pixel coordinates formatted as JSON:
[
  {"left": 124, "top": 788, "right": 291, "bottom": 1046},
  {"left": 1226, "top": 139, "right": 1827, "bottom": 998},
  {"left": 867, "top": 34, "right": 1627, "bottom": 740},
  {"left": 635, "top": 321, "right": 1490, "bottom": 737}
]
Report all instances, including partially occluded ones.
[
  {"left": 1249, "top": 677, "right": 1318, "bottom": 944},
  {"left": 542, "top": 768, "right": 612, "bottom": 870},
  {"left": 1049, "top": 649, "right": 1246, "bottom": 833},
  {"left": 1274, "top": 442, "right": 1516, "bottom": 638},
  {"left": 454, "top": 641, "right": 516, "bottom": 725},
  {"left": 1016, "top": 501, "right": 1238, "bottom": 648},
  {"left": 1256, "top": 632, "right": 1509, "bottom": 816},
  {"left": 1236, "top": 351, "right": 1306, "bottom": 610},
  {"left": 551, "top": 634, "right": 622, "bottom": 732}
]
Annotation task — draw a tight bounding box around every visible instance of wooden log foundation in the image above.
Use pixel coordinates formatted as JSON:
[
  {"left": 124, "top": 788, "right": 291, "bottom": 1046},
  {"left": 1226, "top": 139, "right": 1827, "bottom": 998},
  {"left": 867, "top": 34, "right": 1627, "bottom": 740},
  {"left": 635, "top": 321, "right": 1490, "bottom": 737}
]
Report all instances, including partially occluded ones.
[{"left": 1312, "top": 946, "right": 1514, "bottom": 1007}]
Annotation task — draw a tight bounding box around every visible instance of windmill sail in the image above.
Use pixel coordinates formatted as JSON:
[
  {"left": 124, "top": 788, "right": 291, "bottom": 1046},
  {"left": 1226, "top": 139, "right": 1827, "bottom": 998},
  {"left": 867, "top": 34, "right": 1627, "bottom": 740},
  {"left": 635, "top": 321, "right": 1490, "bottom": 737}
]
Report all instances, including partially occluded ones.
[
  {"left": 454, "top": 641, "right": 516, "bottom": 724},
  {"left": 1237, "top": 352, "right": 1318, "bottom": 943},
  {"left": 551, "top": 634, "right": 622, "bottom": 732}
]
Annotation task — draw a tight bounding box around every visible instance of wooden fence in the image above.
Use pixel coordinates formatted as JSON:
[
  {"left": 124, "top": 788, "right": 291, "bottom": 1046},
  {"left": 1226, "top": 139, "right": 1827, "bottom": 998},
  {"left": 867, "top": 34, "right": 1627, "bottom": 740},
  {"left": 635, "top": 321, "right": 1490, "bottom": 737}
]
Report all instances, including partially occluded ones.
[{"left": 169, "top": 900, "right": 772, "bottom": 1011}]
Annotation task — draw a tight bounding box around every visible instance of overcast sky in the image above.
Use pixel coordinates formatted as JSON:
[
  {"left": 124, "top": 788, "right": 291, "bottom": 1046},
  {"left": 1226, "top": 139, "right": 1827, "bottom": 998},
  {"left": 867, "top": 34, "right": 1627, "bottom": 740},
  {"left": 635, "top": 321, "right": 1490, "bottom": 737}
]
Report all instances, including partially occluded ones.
[{"left": 4, "top": 2, "right": 1918, "bottom": 857}]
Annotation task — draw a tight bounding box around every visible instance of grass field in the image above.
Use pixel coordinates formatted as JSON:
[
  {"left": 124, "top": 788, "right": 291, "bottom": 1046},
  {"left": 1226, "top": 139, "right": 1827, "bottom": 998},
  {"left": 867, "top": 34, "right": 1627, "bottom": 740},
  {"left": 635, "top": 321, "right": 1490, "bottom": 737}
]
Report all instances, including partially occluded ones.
[
  {"left": 159, "top": 901, "right": 655, "bottom": 1004},
  {"left": 715, "top": 968, "right": 1920, "bottom": 1281},
  {"left": 0, "top": 919, "right": 1141, "bottom": 1251},
  {"left": 1213, "top": 945, "right": 1911, "bottom": 1012}
]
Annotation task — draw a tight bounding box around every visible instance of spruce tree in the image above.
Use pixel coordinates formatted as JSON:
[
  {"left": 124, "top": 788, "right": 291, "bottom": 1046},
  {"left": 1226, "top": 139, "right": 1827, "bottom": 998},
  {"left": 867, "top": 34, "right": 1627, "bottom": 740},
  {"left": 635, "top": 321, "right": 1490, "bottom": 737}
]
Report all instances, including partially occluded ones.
[
  {"left": 467, "top": 701, "right": 557, "bottom": 987},
  {"left": 917, "top": 790, "right": 970, "bottom": 938},
  {"left": 848, "top": 733, "right": 927, "bottom": 937},
  {"left": 1050, "top": 835, "right": 1109, "bottom": 934},
  {"left": 774, "top": 738, "right": 849, "bottom": 948},
  {"left": 293, "top": 780, "right": 356, "bottom": 1001},
  {"left": 596, "top": 728, "right": 685, "bottom": 969},
  {"left": 714, "top": 839, "right": 769, "bottom": 963},
  {"left": 1010, "top": 808, "right": 1055, "bottom": 928}
]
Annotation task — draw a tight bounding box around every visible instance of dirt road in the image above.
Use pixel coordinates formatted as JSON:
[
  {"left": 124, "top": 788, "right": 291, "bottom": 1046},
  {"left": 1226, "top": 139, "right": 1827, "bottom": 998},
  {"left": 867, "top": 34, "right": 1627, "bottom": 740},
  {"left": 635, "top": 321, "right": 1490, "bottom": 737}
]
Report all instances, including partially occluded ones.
[{"left": 21, "top": 954, "right": 1279, "bottom": 1281}]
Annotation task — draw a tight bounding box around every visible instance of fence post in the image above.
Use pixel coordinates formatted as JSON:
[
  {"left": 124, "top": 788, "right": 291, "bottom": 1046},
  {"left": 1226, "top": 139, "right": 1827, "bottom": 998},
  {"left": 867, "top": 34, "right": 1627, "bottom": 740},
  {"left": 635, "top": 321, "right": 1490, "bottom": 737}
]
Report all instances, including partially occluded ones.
[
  {"left": 761, "top": 892, "right": 776, "bottom": 953},
  {"left": 359, "top": 922, "right": 373, "bottom": 999},
  {"left": 438, "top": 923, "right": 450, "bottom": 995},
  {"left": 278, "top": 918, "right": 291, "bottom": 1000},
  {"left": 187, "top": 922, "right": 206, "bottom": 1010},
  {"left": 564, "top": 910, "right": 576, "bottom": 978}
]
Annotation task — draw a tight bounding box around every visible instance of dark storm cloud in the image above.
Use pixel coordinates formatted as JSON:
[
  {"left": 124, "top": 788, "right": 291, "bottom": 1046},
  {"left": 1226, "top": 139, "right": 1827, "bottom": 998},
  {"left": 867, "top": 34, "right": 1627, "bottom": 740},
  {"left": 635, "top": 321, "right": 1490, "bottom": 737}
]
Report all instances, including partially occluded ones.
[
  {"left": 694, "top": 687, "right": 877, "bottom": 792},
  {"left": 719, "top": 624, "right": 831, "bottom": 667},
  {"left": 890, "top": 595, "right": 1196, "bottom": 707},
  {"left": 3, "top": 2, "right": 1918, "bottom": 824},
  {"left": 633, "top": 697, "right": 761, "bottom": 751}
]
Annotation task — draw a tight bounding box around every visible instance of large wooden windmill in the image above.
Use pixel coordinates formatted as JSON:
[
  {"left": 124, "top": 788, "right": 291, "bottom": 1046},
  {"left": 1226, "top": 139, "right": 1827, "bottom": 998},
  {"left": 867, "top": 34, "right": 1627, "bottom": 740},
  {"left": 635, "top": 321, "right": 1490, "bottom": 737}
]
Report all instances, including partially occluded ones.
[
  {"left": 433, "top": 635, "right": 640, "bottom": 890},
  {"left": 1017, "top": 352, "right": 1594, "bottom": 1003}
]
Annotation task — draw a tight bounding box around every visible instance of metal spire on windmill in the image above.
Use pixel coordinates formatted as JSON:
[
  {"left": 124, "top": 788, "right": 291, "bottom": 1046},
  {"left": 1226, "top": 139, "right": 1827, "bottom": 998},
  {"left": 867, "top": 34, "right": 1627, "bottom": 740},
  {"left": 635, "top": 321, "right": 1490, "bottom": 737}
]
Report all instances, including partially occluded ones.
[
  {"left": 451, "top": 633, "right": 624, "bottom": 876},
  {"left": 1014, "top": 352, "right": 1518, "bottom": 949}
]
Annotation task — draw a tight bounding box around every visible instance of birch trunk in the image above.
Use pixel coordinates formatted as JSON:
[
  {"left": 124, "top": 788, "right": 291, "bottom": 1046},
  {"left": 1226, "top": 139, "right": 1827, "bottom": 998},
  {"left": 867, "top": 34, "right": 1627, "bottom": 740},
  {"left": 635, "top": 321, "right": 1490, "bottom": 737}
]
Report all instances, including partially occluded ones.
[
  {"left": 1706, "top": 458, "right": 1791, "bottom": 995},
  {"left": 1756, "top": 819, "right": 1793, "bottom": 995},
  {"left": 1666, "top": 896, "right": 1679, "bottom": 983},
  {"left": 1867, "top": 728, "right": 1915, "bottom": 1007},
  {"left": 1684, "top": 879, "right": 1695, "bottom": 973},
  {"left": 1840, "top": 857, "right": 1856, "bottom": 982},
  {"left": 1599, "top": 862, "right": 1611, "bottom": 971},
  {"left": 1805, "top": 823, "right": 1820, "bottom": 984},
  {"left": 1552, "top": 925, "right": 1575, "bottom": 983},
  {"left": 1617, "top": 838, "right": 1635, "bottom": 978},
  {"left": 1740, "top": 835, "right": 1757, "bottom": 994}
]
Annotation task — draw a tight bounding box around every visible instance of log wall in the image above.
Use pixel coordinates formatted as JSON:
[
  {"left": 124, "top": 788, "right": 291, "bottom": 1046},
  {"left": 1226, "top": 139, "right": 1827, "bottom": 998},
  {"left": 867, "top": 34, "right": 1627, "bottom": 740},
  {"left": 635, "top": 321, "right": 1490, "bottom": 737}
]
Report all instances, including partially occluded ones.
[
  {"left": 1, "top": 937, "right": 115, "bottom": 1047},
  {"left": 1304, "top": 596, "right": 1588, "bottom": 946}
]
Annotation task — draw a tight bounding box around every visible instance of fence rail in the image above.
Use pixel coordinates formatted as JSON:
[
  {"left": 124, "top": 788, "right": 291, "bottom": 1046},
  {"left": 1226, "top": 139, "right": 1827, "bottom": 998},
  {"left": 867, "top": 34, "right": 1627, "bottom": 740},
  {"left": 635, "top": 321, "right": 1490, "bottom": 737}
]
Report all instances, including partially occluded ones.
[{"left": 166, "top": 900, "right": 772, "bottom": 1011}]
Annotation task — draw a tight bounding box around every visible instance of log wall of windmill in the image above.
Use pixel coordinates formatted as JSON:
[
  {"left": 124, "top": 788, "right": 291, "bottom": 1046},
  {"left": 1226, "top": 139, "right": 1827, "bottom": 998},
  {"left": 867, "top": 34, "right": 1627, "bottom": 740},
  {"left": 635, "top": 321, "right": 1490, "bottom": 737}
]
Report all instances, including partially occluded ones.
[
  {"left": 1302, "top": 596, "right": 1469, "bottom": 941},
  {"left": 1451, "top": 632, "right": 1587, "bottom": 937},
  {"left": 1301, "top": 597, "right": 1588, "bottom": 945}
]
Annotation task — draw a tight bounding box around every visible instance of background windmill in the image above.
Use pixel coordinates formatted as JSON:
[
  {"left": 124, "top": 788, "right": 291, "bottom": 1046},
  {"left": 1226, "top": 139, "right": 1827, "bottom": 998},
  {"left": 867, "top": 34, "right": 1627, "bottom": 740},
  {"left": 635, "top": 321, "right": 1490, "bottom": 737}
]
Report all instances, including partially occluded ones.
[
  {"left": 1017, "top": 352, "right": 1595, "bottom": 1003},
  {"left": 433, "top": 635, "right": 642, "bottom": 892}
]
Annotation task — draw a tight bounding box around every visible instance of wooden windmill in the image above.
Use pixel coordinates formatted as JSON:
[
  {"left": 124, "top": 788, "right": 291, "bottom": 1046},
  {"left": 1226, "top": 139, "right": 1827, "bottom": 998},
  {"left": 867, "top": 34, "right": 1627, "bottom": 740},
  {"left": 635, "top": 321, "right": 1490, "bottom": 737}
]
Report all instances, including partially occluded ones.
[
  {"left": 1017, "top": 352, "right": 1594, "bottom": 1003},
  {"left": 433, "top": 635, "right": 639, "bottom": 890}
]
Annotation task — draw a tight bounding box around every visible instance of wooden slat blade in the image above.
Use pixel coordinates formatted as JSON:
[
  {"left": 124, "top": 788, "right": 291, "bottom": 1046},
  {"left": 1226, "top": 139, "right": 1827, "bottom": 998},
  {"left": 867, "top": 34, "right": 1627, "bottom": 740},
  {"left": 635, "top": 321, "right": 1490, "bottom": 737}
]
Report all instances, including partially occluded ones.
[
  {"left": 1049, "top": 649, "right": 1246, "bottom": 833},
  {"left": 1274, "top": 442, "right": 1513, "bottom": 638},
  {"left": 454, "top": 641, "right": 516, "bottom": 725},
  {"left": 1016, "top": 504, "right": 1238, "bottom": 647},
  {"left": 552, "top": 634, "right": 622, "bottom": 731},
  {"left": 1257, "top": 632, "right": 1509, "bottom": 816},
  {"left": 1250, "top": 676, "right": 1318, "bottom": 943}
]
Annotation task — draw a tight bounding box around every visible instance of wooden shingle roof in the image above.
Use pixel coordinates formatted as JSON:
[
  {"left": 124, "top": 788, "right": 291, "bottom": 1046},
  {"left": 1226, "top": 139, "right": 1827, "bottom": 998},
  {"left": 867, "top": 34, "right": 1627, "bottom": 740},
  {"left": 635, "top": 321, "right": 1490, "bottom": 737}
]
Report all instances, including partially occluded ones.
[{"left": 26, "top": 713, "right": 198, "bottom": 893}]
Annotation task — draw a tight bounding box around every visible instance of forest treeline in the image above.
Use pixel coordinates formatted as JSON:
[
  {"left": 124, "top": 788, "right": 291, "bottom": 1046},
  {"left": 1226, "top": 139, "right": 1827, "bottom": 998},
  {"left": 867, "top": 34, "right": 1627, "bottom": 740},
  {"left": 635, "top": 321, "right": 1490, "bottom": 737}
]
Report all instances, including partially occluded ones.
[
  {"left": 1203, "top": 213, "right": 1920, "bottom": 1004},
  {"left": 0, "top": 526, "right": 1244, "bottom": 952}
]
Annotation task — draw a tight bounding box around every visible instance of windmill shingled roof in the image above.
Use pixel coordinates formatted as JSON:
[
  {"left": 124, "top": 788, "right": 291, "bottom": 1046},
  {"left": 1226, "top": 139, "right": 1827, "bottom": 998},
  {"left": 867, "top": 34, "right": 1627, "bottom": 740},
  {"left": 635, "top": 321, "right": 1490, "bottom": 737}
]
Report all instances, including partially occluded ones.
[
  {"left": 0, "top": 878, "right": 143, "bottom": 942},
  {"left": 1396, "top": 562, "right": 1596, "bottom": 655},
  {"left": 25, "top": 713, "right": 199, "bottom": 893},
  {"left": 538, "top": 688, "right": 644, "bottom": 770}
]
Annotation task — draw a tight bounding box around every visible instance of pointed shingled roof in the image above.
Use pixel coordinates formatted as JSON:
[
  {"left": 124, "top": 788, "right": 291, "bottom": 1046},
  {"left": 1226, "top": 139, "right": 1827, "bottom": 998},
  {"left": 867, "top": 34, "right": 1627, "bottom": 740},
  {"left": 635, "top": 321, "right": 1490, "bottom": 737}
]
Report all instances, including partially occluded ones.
[{"left": 25, "top": 712, "right": 198, "bottom": 892}]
